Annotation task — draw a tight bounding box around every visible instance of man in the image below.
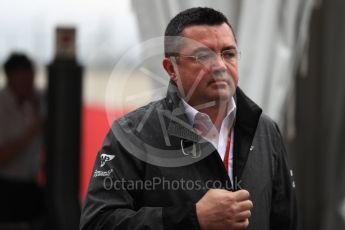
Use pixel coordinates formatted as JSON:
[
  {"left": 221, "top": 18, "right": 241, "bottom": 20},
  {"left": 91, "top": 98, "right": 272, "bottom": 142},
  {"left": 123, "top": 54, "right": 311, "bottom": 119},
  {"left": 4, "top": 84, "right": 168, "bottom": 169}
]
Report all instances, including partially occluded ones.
[
  {"left": 80, "top": 7, "right": 297, "bottom": 230},
  {"left": 0, "top": 53, "right": 45, "bottom": 222}
]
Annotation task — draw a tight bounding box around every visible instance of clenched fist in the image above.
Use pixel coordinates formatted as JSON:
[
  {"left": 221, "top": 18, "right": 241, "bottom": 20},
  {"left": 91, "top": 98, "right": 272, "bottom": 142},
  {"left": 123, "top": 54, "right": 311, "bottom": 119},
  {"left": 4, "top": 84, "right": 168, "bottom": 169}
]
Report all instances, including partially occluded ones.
[{"left": 196, "top": 189, "right": 253, "bottom": 230}]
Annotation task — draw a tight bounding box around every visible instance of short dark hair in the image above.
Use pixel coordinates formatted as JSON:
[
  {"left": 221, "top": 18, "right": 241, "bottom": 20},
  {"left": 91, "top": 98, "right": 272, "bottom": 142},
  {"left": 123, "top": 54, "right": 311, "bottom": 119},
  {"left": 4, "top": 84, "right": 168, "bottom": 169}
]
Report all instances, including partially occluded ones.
[
  {"left": 164, "top": 7, "right": 236, "bottom": 57},
  {"left": 3, "top": 53, "right": 34, "bottom": 77}
]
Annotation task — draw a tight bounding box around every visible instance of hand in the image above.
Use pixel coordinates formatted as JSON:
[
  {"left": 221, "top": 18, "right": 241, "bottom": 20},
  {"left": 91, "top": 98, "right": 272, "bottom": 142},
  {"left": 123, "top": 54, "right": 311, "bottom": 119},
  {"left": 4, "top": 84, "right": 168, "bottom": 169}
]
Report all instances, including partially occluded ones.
[{"left": 196, "top": 189, "right": 253, "bottom": 230}]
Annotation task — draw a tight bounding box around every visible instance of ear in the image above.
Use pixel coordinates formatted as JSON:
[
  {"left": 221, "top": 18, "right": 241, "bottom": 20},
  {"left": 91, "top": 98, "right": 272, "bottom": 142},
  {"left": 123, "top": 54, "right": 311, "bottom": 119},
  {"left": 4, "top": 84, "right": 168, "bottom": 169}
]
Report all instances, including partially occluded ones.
[{"left": 163, "top": 57, "right": 178, "bottom": 82}]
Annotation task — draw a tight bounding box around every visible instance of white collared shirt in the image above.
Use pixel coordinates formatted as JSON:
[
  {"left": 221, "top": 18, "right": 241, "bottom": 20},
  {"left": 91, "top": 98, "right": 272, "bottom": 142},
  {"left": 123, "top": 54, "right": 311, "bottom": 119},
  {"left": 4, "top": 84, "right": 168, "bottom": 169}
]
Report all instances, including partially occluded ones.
[{"left": 182, "top": 98, "right": 236, "bottom": 181}]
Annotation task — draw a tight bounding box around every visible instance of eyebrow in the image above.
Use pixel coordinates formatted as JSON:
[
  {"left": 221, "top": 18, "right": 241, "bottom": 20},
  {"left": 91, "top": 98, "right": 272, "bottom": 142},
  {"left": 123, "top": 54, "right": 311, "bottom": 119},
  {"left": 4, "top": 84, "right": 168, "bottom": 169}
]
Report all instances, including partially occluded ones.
[
  {"left": 191, "top": 45, "right": 237, "bottom": 54},
  {"left": 221, "top": 45, "right": 237, "bottom": 51},
  {"left": 191, "top": 47, "right": 211, "bottom": 55}
]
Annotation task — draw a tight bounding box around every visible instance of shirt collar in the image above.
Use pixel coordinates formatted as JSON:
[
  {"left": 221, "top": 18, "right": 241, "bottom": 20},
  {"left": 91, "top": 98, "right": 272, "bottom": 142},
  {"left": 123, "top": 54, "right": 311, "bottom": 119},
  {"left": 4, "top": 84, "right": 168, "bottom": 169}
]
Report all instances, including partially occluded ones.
[{"left": 181, "top": 97, "right": 237, "bottom": 126}]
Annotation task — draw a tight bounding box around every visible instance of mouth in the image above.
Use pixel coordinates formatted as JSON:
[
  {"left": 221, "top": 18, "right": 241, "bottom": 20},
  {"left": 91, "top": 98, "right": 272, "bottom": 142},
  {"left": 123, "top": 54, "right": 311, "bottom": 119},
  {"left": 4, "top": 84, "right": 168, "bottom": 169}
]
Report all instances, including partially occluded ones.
[
  {"left": 207, "top": 70, "right": 232, "bottom": 86},
  {"left": 208, "top": 78, "right": 229, "bottom": 86}
]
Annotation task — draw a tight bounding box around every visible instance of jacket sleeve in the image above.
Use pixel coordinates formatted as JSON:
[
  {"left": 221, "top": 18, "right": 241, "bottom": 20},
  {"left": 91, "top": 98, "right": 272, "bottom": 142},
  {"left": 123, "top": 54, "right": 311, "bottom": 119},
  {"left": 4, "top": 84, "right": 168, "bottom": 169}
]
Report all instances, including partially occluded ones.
[
  {"left": 270, "top": 123, "right": 298, "bottom": 230},
  {"left": 79, "top": 129, "right": 201, "bottom": 230}
]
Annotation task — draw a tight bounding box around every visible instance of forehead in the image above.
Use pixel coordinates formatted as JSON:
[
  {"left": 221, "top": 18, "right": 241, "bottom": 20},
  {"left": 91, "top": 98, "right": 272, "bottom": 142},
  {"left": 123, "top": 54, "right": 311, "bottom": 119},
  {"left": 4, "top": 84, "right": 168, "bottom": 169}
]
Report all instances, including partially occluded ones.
[
  {"left": 7, "top": 68, "right": 34, "bottom": 78},
  {"left": 180, "top": 23, "right": 236, "bottom": 52}
]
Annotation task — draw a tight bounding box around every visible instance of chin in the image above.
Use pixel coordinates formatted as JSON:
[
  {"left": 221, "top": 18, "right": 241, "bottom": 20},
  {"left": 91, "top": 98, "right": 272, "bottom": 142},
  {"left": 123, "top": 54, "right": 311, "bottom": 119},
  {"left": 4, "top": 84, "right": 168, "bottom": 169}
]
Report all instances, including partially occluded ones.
[{"left": 208, "top": 93, "right": 231, "bottom": 104}]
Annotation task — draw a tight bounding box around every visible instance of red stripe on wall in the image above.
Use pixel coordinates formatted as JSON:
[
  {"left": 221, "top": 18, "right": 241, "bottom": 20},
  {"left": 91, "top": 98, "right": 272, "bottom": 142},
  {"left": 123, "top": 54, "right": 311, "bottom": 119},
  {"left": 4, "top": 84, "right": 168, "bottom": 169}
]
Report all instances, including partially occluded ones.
[{"left": 80, "top": 105, "right": 129, "bottom": 201}]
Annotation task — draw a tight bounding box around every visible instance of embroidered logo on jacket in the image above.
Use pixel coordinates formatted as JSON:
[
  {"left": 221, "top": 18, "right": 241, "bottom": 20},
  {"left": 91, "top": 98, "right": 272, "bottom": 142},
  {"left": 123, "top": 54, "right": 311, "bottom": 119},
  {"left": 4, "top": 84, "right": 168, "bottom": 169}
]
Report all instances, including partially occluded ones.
[
  {"left": 93, "top": 169, "right": 113, "bottom": 178},
  {"left": 100, "top": 153, "right": 115, "bottom": 167}
]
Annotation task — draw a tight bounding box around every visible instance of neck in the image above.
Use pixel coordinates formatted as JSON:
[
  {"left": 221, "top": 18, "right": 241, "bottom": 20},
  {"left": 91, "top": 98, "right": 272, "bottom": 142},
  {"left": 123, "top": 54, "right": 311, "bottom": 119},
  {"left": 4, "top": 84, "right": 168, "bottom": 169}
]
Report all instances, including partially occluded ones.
[{"left": 8, "top": 86, "right": 35, "bottom": 108}]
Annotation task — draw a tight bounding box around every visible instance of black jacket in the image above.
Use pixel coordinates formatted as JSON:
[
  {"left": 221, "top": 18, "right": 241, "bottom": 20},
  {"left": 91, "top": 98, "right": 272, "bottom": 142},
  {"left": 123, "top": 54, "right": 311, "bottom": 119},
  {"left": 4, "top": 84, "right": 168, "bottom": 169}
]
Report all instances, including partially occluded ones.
[{"left": 80, "top": 82, "right": 297, "bottom": 230}]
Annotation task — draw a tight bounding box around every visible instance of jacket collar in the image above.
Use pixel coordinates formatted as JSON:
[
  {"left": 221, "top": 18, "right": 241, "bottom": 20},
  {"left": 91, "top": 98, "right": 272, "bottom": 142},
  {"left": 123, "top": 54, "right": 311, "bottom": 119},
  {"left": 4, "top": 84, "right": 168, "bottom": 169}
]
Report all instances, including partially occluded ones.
[
  {"left": 233, "top": 87, "right": 262, "bottom": 182},
  {"left": 165, "top": 81, "right": 201, "bottom": 143}
]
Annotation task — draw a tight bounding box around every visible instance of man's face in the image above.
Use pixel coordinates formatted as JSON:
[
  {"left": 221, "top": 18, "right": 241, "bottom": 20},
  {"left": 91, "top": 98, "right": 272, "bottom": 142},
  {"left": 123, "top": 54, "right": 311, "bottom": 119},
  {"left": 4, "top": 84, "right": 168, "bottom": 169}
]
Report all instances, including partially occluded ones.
[
  {"left": 7, "top": 68, "right": 34, "bottom": 99},
  {"left": 164, "top": 23, "right": 239, "bottom": 107}
]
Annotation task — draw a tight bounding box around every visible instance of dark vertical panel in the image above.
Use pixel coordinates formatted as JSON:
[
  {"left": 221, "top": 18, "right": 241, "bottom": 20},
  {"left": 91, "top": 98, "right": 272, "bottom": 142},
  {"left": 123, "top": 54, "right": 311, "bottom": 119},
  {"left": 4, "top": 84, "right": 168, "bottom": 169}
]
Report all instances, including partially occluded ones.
[
  {"left": 293, "top": 0, "right": 345, "bottom": 229},
  {"left": 46, "top": 60, "right": 82, "bottom": 230}
]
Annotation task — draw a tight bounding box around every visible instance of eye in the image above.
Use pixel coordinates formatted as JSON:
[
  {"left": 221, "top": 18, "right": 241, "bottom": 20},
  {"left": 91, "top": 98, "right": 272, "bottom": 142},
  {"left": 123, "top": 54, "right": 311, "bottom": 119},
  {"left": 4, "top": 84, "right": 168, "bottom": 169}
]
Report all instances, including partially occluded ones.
[
  {"left": 222, "top": 50, "right": 237, "bottom": 59},
  {"left": 196, "top": 53, "right": 213, "bottom": 62}
]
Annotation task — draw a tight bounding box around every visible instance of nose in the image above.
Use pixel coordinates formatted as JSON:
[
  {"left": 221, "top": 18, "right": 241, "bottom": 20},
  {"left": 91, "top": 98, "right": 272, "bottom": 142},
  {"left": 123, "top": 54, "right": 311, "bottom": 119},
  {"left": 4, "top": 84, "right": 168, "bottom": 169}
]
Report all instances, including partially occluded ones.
[{"left": 208, "top": 53, "right": 227, "bottom": 71}]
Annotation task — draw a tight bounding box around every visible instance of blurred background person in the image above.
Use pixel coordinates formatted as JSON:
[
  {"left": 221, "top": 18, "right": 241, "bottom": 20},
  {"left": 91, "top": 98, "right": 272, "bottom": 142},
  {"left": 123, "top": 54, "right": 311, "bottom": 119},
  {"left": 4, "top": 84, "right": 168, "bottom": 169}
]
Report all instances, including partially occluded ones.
[{"left": 0, "top": 53, "right": 46, "bottom": 225}]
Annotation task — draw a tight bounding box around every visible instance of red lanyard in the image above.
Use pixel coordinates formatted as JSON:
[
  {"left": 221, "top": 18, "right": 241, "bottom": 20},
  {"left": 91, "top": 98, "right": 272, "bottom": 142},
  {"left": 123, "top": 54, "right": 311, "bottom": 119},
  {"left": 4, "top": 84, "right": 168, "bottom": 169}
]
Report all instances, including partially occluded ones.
[{"left": 223, "top": 128, "right": 233, "bottom": 174}]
